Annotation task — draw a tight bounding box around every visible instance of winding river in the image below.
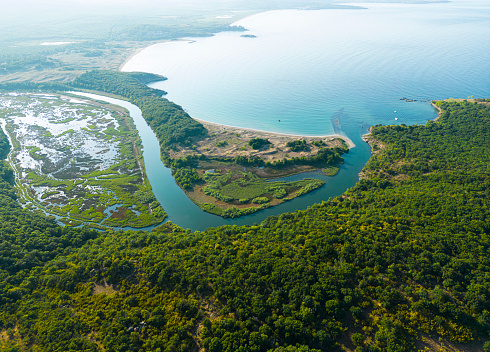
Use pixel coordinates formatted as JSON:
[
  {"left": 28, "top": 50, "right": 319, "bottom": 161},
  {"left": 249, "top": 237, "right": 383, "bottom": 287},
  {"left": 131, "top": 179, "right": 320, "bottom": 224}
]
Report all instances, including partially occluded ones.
[
  {"left": 74, "top": 92, "right": 375, "bottom": 231},
  {"left": 71, "top": 0, "right": 490, "bottom": 231}
]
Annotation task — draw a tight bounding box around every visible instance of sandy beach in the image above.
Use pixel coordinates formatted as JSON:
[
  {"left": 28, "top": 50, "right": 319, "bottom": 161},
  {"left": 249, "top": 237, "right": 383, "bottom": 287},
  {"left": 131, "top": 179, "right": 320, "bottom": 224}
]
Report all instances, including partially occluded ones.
[
  {"left": 194, "top": 118, "right": 356, "bottom": 149},
  {"left": 119, "top": 39, "right": 191, "bottom": 71},
  {"left": 167, "top": 117, "right": 354, "bottom": 165},
  {"left": 118, "top": 39, "right": 355, "bottom": 157},
  {"left": 119, "top": 45, "right": 154, "bottom": 71}
]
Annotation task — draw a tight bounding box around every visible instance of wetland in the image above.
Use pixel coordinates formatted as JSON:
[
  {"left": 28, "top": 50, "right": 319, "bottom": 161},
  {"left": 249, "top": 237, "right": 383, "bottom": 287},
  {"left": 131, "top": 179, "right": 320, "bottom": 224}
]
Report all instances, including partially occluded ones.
[{"left": 0, "top": 92, "right": 166, "bottom": 229}]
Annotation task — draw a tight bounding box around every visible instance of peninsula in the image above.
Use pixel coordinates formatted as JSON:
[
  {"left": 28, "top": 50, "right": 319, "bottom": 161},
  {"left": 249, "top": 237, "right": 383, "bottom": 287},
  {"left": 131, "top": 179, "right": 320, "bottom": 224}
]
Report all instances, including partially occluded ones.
[
  {"left": 1, "top": 1, "right": 490, "bottom": 351},
  {"left": 72, "top": 70, "right": 352, "bottom": 218}
]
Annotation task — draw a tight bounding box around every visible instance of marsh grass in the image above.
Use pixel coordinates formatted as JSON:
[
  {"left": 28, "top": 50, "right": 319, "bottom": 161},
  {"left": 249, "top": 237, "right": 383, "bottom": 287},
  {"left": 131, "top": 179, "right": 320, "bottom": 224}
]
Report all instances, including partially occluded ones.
[
  {"left": 198, "top": 171, "right": 324, "bottom": 218},
  {"left": 4, "top": 93, "right": 166, "bottom": 228}
]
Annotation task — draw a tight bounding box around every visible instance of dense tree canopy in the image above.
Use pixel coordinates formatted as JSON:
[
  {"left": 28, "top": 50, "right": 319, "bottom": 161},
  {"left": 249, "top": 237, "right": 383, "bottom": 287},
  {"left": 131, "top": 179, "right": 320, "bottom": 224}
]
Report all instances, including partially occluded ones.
[
  {"left": 0, "top": 100, "right": 489, "bottom": 351},
  {"left": 73, "top": 70, "right": 207, "bottom": 150}
]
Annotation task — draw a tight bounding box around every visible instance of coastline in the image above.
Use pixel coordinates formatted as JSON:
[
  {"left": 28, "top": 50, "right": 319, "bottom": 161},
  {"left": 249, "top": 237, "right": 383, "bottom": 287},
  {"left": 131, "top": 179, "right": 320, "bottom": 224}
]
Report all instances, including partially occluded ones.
[
  {"left": 430, "top": 101, "right": 442, "bottom": 121},
  {"left": 119, "top": 40, "right": 179, "bottom": 71},
  {"left": 194, "top": 118, "right": 356, "bottom": 149},
  {"left": 119, "top": 46, "right": 148, "bottom": 71},
  {"left": 117, "top": 20, "right": 357, "bottom": 150}
]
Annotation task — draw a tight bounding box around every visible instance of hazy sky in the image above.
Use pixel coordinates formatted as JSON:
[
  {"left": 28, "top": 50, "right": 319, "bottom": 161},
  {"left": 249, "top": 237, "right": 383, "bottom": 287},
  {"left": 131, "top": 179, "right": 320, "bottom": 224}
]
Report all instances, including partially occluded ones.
[
  {"left": 1, "top": 0, "right": 466, "bottom": 43},
  {"left": 0, "top": 0, "right": 258, "bottom": 42}
]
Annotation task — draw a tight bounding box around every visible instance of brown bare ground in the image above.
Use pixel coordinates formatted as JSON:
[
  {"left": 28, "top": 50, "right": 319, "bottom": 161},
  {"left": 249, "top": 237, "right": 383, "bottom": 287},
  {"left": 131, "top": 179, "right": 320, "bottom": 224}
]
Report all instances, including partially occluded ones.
[
  {"left": 446, "top": 98, "right": 490, "bottom": 107},
  {"left": 168, "top": 119, "right": 354, "bottom": 164},
  {"left": 415, "top": 333, "right": 484, "bottom": 352},
  {"left": 92, "top": 279, "right": 117, "bottom": 296},
  {"left": 197, "top": 158, "right": 319, "bottom": 180},
  {"left": 0, "top": 326, "right": 21, "bottom": 342},
  {"left": 109, "top": 207, "right": 129, "bottom": 220}
]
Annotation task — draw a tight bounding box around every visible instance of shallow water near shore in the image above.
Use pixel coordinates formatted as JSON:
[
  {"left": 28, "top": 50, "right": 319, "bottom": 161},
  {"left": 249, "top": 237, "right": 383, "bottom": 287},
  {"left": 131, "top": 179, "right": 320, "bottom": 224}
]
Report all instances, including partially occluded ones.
[
  {"left": 123, "top": 0, "right": 489, "bottom": 136},
  {"left": 117, "top": 0, "right": 490, "bottom": 230},
  {"left": 74, "top": 93, "right": 373, "bottom": 231}
]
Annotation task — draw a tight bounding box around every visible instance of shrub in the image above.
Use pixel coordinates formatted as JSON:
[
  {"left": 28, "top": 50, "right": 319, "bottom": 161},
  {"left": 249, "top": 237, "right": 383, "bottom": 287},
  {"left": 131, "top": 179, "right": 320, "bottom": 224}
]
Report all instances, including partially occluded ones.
[
  {"left": 286, "top": 139, "right": 308, "bottom": 152},
  {"left": 252, "top": 196, "right": 269, "bottom": 204},
  {"left": 248, "top": 138, "right": 271, "bottom": 150}
]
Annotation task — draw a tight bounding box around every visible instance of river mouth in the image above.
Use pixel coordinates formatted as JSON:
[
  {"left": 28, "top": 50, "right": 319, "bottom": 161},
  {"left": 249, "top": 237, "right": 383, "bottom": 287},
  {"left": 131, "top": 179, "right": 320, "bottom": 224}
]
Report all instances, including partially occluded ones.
[
  {"left": 121, "top": 3, "right": 487, "bottom": 139},
  {"left": 0, "top": 91, "right": 434, "bottom": 232},
  {"left": 71, "top": 92, "right": 377, "bottom": 231}
]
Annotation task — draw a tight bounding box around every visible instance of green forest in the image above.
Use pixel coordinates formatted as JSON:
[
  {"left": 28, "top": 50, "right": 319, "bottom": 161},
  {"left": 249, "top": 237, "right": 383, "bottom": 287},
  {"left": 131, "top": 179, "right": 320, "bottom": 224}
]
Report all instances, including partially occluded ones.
[
  {"left": 0, "top": 98, "right": 489, "bottom": 351},
  {"left": 71, "top": 71, "right": 348, "bottom": 218},
  {"left": 73, "top": 70, "right": 208, "bottom": 151}
]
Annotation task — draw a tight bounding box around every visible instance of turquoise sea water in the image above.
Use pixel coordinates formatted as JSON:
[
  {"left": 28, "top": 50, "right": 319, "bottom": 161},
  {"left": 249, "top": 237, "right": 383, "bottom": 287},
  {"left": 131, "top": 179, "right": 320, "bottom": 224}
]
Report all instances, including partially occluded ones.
[
  {"left": 119, "top": 1, "right": 490, "bottom": 230},
  {"left": 123, "top": 0, "right": 490, "bottom": 137}
]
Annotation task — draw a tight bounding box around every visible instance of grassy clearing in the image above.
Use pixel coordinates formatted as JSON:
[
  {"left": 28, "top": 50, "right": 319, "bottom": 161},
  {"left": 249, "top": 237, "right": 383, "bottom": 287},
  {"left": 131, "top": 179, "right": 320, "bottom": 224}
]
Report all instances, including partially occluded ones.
[
  {"left": 322, "top": 166, "right": 340, "bottom": 176},
  {"left": 195, "top": 171, "right": 324, "bottom": 218},
  {"left": 59, "top": 218, "right": 83, "bottom": 227},
  {"left": 50, "top": 117, "right": 75, "bottom": 124}
]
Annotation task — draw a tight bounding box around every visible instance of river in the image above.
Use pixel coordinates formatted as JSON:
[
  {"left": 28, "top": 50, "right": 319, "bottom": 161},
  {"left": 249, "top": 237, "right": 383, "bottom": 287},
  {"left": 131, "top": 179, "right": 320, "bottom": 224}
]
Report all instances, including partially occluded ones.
[
  {"left": 74, "top": 92, "right": 373, "bottom": 231},
  {"left": 79, "top": 1, "right": 490, "bottom": 230}
]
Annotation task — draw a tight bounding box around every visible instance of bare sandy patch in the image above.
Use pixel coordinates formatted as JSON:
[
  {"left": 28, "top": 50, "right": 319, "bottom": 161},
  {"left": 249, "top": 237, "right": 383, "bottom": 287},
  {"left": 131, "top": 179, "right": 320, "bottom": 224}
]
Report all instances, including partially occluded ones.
[
  {"left": 168, "top": 119, "right": 354, "bottom": 163},
  {"left": 92, "top": 279, "right": 118, "bottom": 296}
]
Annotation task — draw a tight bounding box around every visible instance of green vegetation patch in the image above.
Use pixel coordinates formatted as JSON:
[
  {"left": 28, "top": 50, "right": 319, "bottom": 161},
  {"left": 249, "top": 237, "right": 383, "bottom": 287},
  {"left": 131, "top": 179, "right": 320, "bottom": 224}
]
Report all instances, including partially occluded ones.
[
  {"left": 221, "top": 181, "right": 269, "bottom": 200},
  {"left": 56, "top": 129, "right": 75, "bottom": 137},
  {"left": 3, "top": 93, "right": 166, "bottom": 228},
  {"left": 28, "top": 146, "right": 44, "bottom": 161},
  {"left": 251, "top": 196, "right": 269, "bottom": 204},
  {"left": 248, "top": 137, "right": 271, "bottom": 150},
  {"left": 50, "top": 117, "right": 75, "bottom": 124},
  {"left": 323, "top": 165, "right": 340, "bottom": 176},
  {"left": 312, "top": 140, "right": 326, "bottom": 147},
  {"left": 286, "top": 139, "right": 309, "bottom": 152},
  {"left": 40, "top": 191, "right": 59, "bottom": 199},
  {"left": 59, "top": 217, "right": 82, "bottom": 227},
  {"left": 199, "top": 171, "right": 324, "bottom": 218}
]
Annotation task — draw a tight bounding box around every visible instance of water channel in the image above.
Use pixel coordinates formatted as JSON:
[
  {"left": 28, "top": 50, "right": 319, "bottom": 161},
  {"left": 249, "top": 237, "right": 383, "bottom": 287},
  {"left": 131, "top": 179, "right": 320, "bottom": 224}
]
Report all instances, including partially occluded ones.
[{"left": 74, "top": 92, "right": 379, "bottom": 232}]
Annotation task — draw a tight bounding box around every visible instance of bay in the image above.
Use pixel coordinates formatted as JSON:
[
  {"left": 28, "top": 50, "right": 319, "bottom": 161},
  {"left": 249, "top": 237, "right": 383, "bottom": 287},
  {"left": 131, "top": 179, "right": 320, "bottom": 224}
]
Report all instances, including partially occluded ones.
[
  {"left": 117, "top": 1, "right": 490, "bottom": 230},
  {"left": 122, "top": 0, "right": 490, "bottom": 137}
]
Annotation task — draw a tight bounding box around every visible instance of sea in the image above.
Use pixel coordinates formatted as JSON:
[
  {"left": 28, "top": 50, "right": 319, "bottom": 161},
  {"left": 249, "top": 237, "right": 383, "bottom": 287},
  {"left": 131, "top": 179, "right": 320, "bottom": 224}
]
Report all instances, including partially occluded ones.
[
  {"left": 122, "top": 0, "right": 490, "bottom": 138},
  {"left": 119, "top": 0, "right": 490, "bottom": 230}
]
